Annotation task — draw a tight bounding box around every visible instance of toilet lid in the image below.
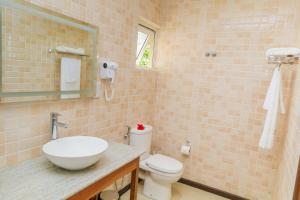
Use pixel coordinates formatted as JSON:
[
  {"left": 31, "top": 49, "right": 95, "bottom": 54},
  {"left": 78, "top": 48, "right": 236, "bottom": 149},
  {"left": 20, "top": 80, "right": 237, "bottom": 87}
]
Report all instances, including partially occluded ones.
[{"left": 146, "top": 154, "right": 183, "bottom": 174}]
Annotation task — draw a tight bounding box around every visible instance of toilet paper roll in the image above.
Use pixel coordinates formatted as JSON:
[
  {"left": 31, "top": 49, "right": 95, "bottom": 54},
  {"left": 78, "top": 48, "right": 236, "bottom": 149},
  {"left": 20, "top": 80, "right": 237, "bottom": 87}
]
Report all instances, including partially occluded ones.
[{"left": 181, "top": 145, "right": 191, "bottom": 156}]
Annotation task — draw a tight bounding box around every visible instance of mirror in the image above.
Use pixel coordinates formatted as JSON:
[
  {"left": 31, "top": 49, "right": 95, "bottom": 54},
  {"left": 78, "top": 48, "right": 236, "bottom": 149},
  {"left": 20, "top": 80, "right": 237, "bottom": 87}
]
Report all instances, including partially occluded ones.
[{"left": 0, "top": 0, "right": 98, "bottom": 103}]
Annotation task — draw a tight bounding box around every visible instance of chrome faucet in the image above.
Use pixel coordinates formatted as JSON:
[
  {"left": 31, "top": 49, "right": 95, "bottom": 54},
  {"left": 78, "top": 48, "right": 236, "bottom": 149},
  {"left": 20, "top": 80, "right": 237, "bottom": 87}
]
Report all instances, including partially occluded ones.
[{"left": 50, "top": 112, "right": 68, "bottom": 140}]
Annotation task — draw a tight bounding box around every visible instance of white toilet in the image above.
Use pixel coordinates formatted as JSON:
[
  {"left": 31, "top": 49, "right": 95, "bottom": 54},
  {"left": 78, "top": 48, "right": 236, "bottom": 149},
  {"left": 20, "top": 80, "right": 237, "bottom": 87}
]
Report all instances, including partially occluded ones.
[{"left": 129, "top": 125, "right": 183, "bottom": 200}]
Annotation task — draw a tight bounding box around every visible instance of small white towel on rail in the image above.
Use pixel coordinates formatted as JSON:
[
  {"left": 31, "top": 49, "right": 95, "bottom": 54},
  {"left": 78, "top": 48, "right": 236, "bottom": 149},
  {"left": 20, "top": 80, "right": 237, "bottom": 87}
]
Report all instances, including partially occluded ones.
[
  {"left": 60, "top": 57, "right": 81, "bottom": 99},
  {"left": 259, "top": 67, "right": 285, "bottom": 149}
]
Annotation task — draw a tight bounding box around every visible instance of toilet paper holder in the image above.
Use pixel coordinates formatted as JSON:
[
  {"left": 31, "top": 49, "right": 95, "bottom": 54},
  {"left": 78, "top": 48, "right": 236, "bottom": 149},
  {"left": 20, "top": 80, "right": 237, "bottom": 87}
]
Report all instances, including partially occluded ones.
[{"left": 181, "top": 140, "right": 192, "bottom": 156}]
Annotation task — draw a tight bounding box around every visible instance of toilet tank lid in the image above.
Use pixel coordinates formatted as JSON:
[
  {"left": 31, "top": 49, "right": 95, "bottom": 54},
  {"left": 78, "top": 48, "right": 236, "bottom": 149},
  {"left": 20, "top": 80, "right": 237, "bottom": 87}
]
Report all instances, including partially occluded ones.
[
  {"left": 130, "top": 125, "right": 152, "bottom": 135},
  {"left": 146, "top": 154, "right": 183, "bottom": 174}
]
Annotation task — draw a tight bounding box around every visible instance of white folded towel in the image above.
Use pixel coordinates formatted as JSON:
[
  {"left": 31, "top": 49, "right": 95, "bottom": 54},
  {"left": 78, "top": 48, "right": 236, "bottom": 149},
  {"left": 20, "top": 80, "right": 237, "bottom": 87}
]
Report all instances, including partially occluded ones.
[
  {"left": 266, "top": 48, "right": 300, "bottom": 59},
  {"left": 60, "top": 57, "right": 81, "bottom": 99},
  {"left": 259, "top": 67, "right": 285, "bottom": 149}
]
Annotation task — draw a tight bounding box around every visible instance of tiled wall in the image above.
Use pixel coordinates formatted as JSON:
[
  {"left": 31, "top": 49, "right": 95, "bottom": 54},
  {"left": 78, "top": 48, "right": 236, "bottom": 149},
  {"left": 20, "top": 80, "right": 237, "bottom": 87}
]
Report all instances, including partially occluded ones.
[
  {"left": 0, "top": 0, "right": 158, "bottom": 167},
  {"left": 274, "top": 1, "right": 300, "bottom": 199},
  {"left": 274, "top": 69, "right": 300, "bottom": 199},
  {"left": 139, "top": 0, "right": 160, "bottom": 25},
  {"left": 153, "top": 0, "right": 299, "bottom": 199}
]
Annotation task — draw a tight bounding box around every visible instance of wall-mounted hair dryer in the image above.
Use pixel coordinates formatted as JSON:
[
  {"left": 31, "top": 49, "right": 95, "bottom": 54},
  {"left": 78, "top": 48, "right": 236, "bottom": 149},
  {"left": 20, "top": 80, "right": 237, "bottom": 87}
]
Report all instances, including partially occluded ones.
[{"left": 99, "top": 60, "right": 118, "bottom": 102}]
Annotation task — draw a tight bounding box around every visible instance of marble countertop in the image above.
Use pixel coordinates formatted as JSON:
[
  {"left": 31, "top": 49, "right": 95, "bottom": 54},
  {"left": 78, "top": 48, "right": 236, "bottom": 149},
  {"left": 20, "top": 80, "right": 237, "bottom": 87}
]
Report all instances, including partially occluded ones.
[{"left": 0, "top": 142, "right": 143, "bottom": 200}]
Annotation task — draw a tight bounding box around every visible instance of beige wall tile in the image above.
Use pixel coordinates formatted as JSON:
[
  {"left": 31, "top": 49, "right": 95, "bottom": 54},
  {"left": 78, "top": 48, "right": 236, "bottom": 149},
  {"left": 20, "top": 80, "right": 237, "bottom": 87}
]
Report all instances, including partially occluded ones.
[
  {"left": 154, "top": 0, "right": 299, "bottom": 199},
  {"left": 274, "top": 1, "right": 300, "bottom": 196}
]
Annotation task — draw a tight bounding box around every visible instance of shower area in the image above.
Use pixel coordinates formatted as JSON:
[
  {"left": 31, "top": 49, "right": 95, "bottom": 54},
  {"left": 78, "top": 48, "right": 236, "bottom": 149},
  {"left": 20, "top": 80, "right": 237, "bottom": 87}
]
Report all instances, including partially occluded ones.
[{"left": 152, "top": 0, "right": 300, "bottom": 199}]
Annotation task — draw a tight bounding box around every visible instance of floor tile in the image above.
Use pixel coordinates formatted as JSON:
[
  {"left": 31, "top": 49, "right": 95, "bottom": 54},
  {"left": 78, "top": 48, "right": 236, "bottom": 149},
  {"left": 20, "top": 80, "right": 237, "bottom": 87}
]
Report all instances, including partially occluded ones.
[{"left": 121, "top": 182, "right": 229, "bottom": 200}]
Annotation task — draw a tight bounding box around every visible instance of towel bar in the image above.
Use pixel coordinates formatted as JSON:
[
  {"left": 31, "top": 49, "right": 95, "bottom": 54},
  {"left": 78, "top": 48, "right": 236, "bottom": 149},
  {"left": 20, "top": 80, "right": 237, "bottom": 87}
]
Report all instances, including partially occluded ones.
[
  {"left": 267, "top": 55, "right": 299, "bottom": 64},
  {"left": 48, "top": 48, "right": 89, "bottom": 57}
]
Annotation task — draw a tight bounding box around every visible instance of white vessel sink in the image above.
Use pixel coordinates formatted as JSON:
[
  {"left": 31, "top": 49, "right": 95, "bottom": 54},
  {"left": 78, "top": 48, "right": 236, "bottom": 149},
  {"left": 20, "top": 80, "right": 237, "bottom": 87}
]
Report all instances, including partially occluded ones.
[{"left": 43, "top": 136, "right": 108, "bottom": 170}]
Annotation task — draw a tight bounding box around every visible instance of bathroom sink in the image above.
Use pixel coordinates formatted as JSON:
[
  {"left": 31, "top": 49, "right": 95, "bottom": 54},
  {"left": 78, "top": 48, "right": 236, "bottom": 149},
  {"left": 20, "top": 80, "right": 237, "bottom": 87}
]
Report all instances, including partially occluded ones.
[{"left": 43, "top": 136, "right": 108, "bottom": 170}]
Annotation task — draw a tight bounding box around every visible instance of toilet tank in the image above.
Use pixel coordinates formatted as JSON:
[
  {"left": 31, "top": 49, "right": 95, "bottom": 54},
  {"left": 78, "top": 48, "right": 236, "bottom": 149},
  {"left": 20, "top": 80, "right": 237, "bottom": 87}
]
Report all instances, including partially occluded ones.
[{"left": 129, "top": 125, "right": 152, "bottom": 160}]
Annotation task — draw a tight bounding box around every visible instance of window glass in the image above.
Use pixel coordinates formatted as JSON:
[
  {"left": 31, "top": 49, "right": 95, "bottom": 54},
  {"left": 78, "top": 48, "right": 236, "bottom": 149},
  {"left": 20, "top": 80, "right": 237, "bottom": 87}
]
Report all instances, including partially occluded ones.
[{"left": 136, "top": 25, "right": 156, "bottom": 68}]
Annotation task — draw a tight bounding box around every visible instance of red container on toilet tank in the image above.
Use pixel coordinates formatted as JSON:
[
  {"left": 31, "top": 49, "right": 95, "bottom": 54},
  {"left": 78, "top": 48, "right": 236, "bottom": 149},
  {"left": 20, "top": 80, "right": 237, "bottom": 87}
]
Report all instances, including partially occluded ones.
[{"left": 137, "top": 123, "right": 145, "bottom": 130}]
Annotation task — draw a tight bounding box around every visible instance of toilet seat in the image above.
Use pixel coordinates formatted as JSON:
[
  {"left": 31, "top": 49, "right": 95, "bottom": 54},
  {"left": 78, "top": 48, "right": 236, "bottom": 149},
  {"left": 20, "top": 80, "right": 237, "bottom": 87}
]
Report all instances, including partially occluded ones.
[
  {"left": 145, "top": 154, "right": 183, "bottom": 174},
  {"left": 140, "top": 154, "right": 183, "bottom": 200}
]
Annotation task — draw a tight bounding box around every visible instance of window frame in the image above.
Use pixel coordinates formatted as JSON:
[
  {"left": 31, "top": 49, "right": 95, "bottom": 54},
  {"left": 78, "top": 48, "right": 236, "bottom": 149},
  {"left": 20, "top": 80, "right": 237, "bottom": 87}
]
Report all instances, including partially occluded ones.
[{"left": 135, "top": 23, "right": 157, "bottom": 69}]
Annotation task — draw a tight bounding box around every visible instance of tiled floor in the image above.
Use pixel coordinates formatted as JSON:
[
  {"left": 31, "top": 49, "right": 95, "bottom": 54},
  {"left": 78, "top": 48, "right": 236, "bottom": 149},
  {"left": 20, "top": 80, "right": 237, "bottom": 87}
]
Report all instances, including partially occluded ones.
[{"left": 122, "top": 182, "right": 229, "bottom": 200}]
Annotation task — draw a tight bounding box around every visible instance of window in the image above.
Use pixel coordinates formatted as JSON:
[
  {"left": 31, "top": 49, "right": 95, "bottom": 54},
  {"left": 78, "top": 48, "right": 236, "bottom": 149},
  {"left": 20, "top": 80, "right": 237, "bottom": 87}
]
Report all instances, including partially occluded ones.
[{"left": 136, "top": 24, "right": 156, "bottom": 68}]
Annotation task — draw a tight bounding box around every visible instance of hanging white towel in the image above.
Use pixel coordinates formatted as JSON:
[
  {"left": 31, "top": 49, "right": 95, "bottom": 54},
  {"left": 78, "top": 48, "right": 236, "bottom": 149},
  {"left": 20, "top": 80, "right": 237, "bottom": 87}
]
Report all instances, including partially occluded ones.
[
  {"left": 259, "top": 67, "right": 285, "bottom": 149},
  {"left": 60, "top": 57, "right": 81, "bottom": 99}
]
